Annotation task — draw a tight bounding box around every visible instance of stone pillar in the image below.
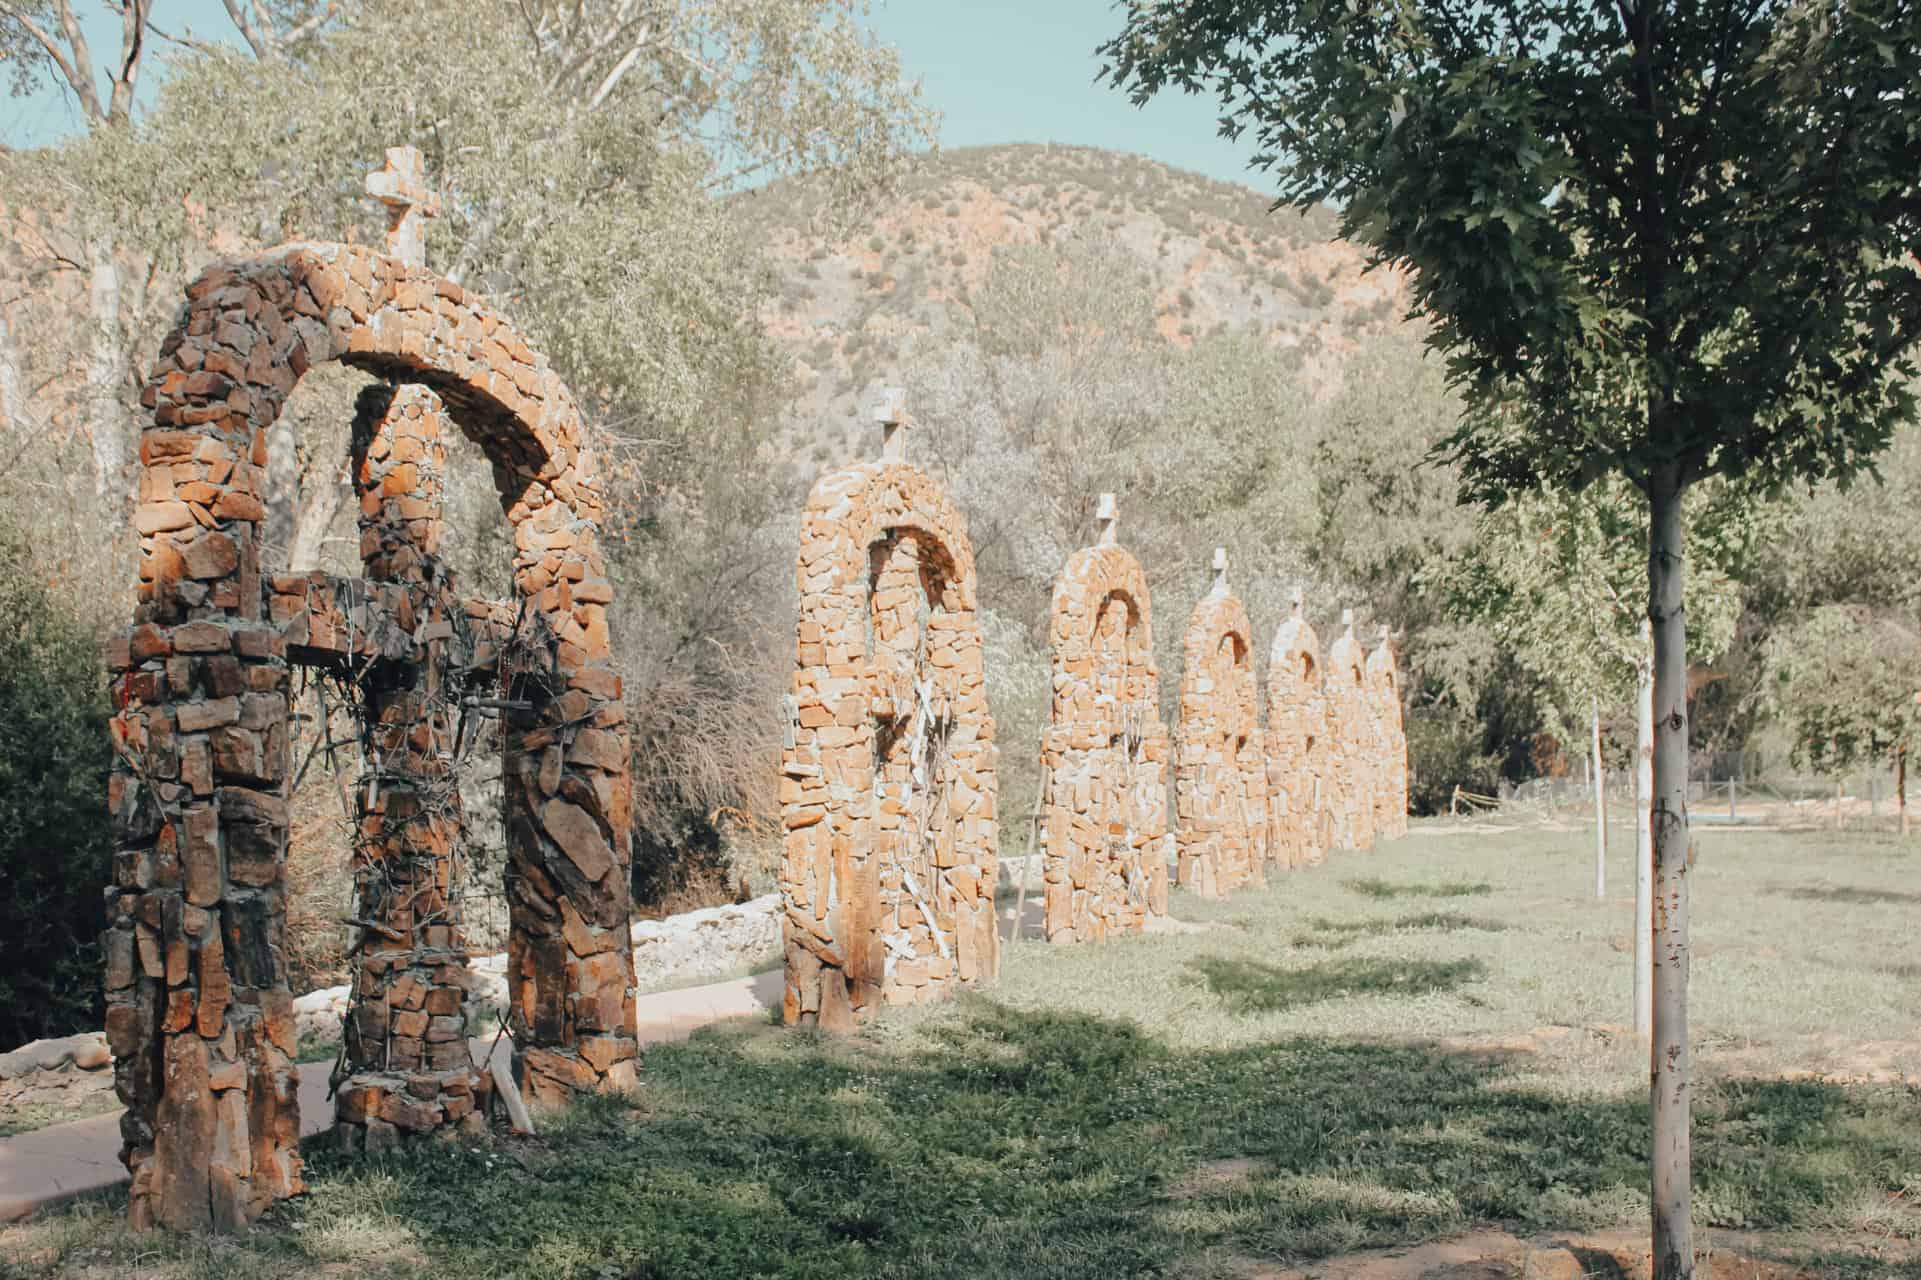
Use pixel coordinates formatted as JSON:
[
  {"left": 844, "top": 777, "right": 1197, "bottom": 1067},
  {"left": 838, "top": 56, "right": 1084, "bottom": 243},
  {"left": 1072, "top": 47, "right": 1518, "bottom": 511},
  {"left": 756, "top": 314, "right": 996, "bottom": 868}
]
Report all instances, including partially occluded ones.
[
  {"left": 1039, "top": 502, "right": 1169, "bottom": 943},
  {"left": 500, "top": 485, "right": 639, "bottom": 1105},
  {"left": 334, "top": 384, "right": 489, "bottom": 1147},
  {"left": 1264, "top": 592, "right": 1325, "bottom": 871},
  {"left": 781, "top": 403, "right": 997, "bottom": 1027},
  {"left": 108, "top": 423, "right": 300, "bottom": 1231},
  {"left": 1325, "top": 612, "right": 1375, "bottom": 852},
  {"left": 1174, "top": 553, "right": 1267, "bottom": 898}
]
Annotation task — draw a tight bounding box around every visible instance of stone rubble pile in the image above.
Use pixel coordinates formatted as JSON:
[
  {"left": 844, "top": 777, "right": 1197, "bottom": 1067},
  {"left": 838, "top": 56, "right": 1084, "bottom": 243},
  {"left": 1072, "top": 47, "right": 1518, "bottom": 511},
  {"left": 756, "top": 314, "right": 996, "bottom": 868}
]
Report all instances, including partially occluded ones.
[{"left": 0, "top": 1034, "right": 115, "bottom": 1115}]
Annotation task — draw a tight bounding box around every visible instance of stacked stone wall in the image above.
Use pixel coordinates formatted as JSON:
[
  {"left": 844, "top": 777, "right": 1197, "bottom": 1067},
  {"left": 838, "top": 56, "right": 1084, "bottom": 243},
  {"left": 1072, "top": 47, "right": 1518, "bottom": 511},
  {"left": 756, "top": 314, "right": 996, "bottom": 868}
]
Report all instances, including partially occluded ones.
[
  {"left": 1263, "top": 608, "right": 1409, "bottom": 862},
  {"left": 1175, "top": 579, "right": 1267, "bottom": 897},
  {"left": 329, "top": 384, "right": 489, "bottom": 1150},
  {"left": 1039, "top": 540, "right": 1170, "bottom": 942},
  {"left": 109, "top": 241, "right": 636, "bottom": 1230},
  {"left": 781, "top": 458, "right": 998, "bottom": 1028},
  {"left": 1367, "top": 637, "right": 1411, "bottom": 839},
  {"left": 1322, "top": 620, "right": 1376, "bottom": 851},
  {"left": 1264, "top": 600, "right": 1329, "bottom": 870}
]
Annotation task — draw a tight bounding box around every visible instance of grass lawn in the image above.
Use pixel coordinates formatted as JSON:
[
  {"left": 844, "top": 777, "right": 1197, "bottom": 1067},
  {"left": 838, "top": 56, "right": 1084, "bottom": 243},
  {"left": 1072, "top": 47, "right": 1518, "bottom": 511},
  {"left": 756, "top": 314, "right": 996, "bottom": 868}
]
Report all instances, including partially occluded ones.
[{"left": 3, "top": 820, "right": 1917, "bottom": 1278}]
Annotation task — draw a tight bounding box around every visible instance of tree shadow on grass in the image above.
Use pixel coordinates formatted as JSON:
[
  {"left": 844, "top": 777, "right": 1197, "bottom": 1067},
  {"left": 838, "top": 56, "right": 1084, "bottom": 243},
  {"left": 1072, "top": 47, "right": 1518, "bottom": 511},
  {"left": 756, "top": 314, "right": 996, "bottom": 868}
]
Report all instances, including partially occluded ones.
[
  {"left": 25, "top": 1005, "right": 1917, "bottom": 1280},
  {"left": 1193, "top": 955, "right": 1488, "bottom": 1013},
  {"left": 1292, "top": 911, "right": 1507, "bottom": 949},
  {"left": 1778, "top": 884, "right": 1921, "bottom": 906},
  {"left": 1344, "top": 876, "right": 1494, "bottom": 900}
]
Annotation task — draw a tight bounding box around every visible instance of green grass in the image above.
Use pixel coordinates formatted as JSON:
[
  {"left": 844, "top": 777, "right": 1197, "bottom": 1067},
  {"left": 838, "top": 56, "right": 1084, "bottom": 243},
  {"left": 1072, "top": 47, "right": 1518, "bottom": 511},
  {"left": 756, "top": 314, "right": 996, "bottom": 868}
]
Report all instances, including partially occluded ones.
[
  {"left": 1193, "top": 954, "right": 1489, "bottom": 1011},
  {"left": 4, "top": 821, "right": 1918, "bottom": 1279},
  {"left": 1341, "top": 875, "right": 1495, "bottom": 900},
  {"left": 1290, "top": 909, "right": 1505, "bottom": 949}
]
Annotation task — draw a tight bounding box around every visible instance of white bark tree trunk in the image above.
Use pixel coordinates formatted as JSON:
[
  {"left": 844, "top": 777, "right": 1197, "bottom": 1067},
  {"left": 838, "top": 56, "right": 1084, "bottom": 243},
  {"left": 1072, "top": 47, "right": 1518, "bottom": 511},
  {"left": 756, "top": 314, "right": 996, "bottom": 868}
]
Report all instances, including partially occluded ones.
[
  {"left": 0, "top": 299, "right": 33, "bottom": 434},
  {"left": 85, "top": 233, "right": 126, "bottom": 502},
  {"left": 1648, "top": 465, "right": 1694, "bottom": 1279},
  {"left": 1592, "top": 701, "right": 1607, "bottom": 899},
  {"left": 287, "top": 473, "right": 348, "bottom": 571},
  {"left": 1635, "top": 621, "right": 1654, "bottom": 1043}
]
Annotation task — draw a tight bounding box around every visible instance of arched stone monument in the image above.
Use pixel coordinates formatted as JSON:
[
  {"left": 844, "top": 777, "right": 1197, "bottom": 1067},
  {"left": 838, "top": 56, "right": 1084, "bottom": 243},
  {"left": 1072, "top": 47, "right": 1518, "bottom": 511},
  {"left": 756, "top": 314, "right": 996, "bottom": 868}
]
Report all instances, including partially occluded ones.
[
  {"left": 781, "top": 389, "right": 999, "bottom": 1028},
  {"left": 1323, "top": 610, "right": 1376, "bottom": 852},
  {"left": 1174, "top": 550, "right": 1268, "bottom": 897},
  {"left": 1264, "top": 589, "right": 1330, "bottom": 870},
  {"left": 1367, "top": 629, "right": 1410, "bottom": 839},
  {"left": 104, "top": 147, "right": 638, "bottom": 1231},
  {"left": 1039, "top": 494, "right": 1170, "bottom": 942}
]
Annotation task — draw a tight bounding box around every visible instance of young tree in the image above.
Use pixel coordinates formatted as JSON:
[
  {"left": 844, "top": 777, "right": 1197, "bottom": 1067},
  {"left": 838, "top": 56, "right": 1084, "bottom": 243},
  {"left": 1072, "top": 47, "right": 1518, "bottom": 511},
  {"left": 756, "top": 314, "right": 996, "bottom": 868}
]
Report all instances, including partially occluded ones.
[
  {"left": 1101, "top": 2, "right": 1921, "bottom": 1274},
  {"left": 1448, "top": 476, "right": 1764, "bottom": 1024},
  {"left": 1767, "top": 604, "right": 1921, "bottom": 820}
]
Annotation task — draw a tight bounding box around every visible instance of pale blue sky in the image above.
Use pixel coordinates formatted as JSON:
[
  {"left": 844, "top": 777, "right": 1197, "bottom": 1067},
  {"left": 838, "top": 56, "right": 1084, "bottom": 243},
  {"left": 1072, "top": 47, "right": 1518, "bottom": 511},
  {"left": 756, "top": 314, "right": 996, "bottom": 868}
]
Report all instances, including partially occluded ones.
[{"left": 2, "top": 0, "right": 1267, "bottom": 190}]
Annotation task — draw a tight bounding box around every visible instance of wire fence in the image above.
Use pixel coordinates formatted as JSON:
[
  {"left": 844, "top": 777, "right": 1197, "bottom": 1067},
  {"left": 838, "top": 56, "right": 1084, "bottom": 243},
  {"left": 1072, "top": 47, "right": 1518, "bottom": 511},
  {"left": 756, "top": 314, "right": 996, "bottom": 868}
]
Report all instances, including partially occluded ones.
[{"left": 1458, "top": 756, "right": 1914, "bottom": 834}]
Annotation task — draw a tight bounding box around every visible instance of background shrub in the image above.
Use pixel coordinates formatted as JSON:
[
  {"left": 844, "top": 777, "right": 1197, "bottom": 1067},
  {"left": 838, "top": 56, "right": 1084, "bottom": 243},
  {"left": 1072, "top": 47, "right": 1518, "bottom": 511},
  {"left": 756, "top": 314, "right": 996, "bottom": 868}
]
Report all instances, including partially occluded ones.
[{"left": 0, "top": 523, "right": 114, "bottom": 1047}]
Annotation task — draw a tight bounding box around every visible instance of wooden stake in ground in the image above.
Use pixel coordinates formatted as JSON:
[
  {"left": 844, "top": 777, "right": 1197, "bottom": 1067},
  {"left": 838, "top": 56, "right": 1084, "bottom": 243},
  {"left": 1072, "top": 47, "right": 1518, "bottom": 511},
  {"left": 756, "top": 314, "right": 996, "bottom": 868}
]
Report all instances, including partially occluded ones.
[
  {"left": 1012, "top": 763, "right": 1050, "bottom": 940},
  {"left": 1591, "top": 701, "right": 1607, "bottom": 899}
]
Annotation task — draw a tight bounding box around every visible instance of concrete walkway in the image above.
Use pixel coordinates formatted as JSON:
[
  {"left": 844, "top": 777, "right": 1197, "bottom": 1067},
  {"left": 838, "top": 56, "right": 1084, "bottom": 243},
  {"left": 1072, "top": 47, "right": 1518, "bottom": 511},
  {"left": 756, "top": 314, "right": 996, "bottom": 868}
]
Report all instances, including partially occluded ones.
[{"left": 0, "top": 968, "right": 784, "bottom": 1223}]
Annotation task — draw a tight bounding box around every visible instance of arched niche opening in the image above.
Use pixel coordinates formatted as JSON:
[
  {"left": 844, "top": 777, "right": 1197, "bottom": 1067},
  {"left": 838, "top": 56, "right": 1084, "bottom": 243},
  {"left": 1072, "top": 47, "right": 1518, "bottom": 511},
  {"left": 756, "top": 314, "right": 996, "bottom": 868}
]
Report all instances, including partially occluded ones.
[
  {"left": 782, "top": 457, "right": 999, "bottom": 1027},
  {"left": 1039, "top": 539, "right": 1168, "bottom": 944},
  {"left": 107, "top": 243, "right": 637, "bottom": 1232}
]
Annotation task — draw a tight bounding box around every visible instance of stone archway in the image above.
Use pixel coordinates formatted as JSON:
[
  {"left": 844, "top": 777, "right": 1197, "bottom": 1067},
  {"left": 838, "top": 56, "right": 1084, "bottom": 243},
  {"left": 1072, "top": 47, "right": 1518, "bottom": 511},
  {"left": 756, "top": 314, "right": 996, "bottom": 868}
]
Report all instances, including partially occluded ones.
[
  {"left": 1175, "top": 551, "right": 1267, "bottom": 898},
  {"left": 781, "top": 393, "right": 998, "bottom": 1029},
  {"left": 1367, "top": 632, "right": 1410, "bottom": 839},
  {"left": 105, "top": 161, "right": 637, "bottom": 1231},
  {"left": 1323, "top": 611, "right": 1375, "bottom": 852},
  {"left": 1265, "top": 590, "right": 1329, "bottom": 870},
  {"left": 1039, "top": 495, "right": 1170, "bottom": 943}
]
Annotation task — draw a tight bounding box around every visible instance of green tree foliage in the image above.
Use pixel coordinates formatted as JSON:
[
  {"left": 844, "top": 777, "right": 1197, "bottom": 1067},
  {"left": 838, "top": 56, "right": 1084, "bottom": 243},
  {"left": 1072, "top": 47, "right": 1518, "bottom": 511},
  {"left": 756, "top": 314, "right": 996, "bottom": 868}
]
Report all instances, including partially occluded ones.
[
  {"left": 1766, "top": 605, "right": 1921, "bottom": 774},
  {"left": 0, "top": 523, "right": 113, "bottom": 1045},
  {"left": 1448, "top": 478, "right": 1767, "bottom": 742},
  {"left": 1101, "top": 0, "right": 1921, "bottom": 1272},
  {"left": 1756, "top": 412, "right": 1921, "bottom": 774},
  {"left": 2, "top": 0, "right": 937, "bottom": 895}
]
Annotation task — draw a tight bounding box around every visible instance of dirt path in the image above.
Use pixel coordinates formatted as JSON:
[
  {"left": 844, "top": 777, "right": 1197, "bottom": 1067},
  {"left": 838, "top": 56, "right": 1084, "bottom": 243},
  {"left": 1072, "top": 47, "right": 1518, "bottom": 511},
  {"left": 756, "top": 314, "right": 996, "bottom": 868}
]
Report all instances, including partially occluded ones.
[
  {"left": 0, "top": 969, "right": 783, "bottom": 1222},
  {"left": 1207, "top": 1225, "right": 1903, "bottom": 1278}
]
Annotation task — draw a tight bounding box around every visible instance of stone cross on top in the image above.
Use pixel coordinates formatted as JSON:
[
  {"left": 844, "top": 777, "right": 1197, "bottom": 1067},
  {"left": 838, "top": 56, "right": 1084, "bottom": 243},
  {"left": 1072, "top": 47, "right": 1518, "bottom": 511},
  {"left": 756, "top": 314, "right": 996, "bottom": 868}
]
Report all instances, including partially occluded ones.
[
  {"left": 366, "top": 145, "right": 440, "bottom": 269},
  {"left": 1340, "top": 607, "right": 1355, "bottom": 634},
  {"left": 1210, "top": 547, "right": 1229, "bottom": 595},
  {"left": 874, "top": 386, "right": 910, "bottom": 462},
  {"left": 1289, "top": 585, "right": 1305, "bottom": 617},
  {"left": 1096, "top": 493, "right": 1118, "bottom": 546}
]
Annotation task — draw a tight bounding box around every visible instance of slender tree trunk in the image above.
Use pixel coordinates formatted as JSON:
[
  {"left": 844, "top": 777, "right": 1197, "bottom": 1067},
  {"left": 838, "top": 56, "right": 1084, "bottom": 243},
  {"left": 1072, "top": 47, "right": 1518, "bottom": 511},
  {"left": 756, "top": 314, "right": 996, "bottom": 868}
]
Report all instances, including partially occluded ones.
[
  {"left": 1648, "top": 465, "right": 1694, "bottom": 1280},
  {"left": 86, "top": 233, "right": 126, "bottom": 502},
  {"left": 288, "top": 473, "right": 349, "bottom": 571},
  {"left": 1635, "top": 621, "right": 1654, "bottom": 1042},
  {"left": 0, "top": 299, "right": 32, "bottom": 433},
  {"left": 1899, "top": 745, "right": 1908, "bottom": 838},
  {"left": 1592, "top": 701, "right": 1607, "bottom": 898}
]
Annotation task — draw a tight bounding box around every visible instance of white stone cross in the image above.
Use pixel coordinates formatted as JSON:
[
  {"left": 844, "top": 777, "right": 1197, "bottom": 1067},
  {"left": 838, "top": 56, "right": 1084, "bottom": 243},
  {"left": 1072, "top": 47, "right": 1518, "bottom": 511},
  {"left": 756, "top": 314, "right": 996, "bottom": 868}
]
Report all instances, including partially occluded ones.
[
  {"left": 1341, "top": 608, "right": 1355, "bottom": 633},
  {"left": 874, "top": 386, "right": 909, "bottom": 462},
  {"left": 1289, "top": 585, "right": 1305, "bottom": 616},
  {"left": 1211, "top": 546, "right": 1229, "bottom": 595},
  {"left": 366, "top": 145, "right": 440, "bottom": 269},
  {"left": 1096, "top": 492, "right": 1118, "bottom": 546}
]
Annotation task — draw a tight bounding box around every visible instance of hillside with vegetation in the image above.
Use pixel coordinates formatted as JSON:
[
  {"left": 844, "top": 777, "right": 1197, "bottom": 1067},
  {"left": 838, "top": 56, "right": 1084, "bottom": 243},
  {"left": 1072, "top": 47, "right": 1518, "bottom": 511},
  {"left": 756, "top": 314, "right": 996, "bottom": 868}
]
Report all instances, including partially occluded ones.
[
  {"left": 737, "top": 143, "right": 1405, "bottom": 464},
  {"left": 2, "top": 4, "right": 1918, "bottom": 1049}
]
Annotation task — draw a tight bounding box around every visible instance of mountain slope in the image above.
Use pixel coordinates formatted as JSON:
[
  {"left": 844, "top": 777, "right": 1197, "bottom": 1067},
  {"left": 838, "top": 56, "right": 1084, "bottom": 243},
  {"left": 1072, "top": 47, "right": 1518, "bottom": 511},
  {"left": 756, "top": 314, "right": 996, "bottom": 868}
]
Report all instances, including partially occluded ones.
[{"left": 734, "top": 143, "right": 1412, "bottom": 460}]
